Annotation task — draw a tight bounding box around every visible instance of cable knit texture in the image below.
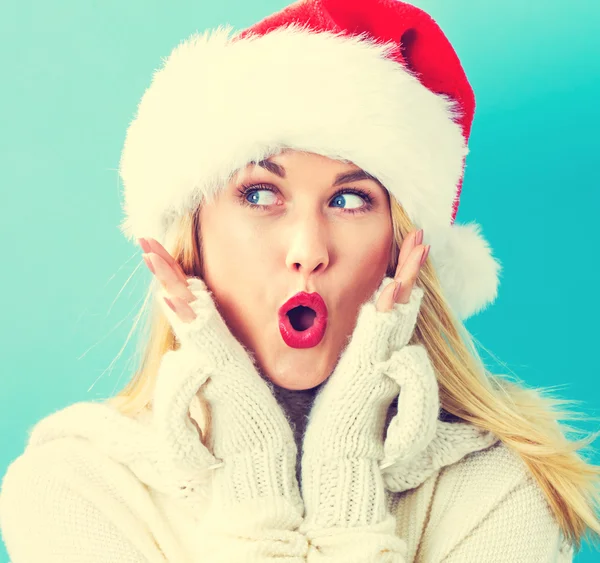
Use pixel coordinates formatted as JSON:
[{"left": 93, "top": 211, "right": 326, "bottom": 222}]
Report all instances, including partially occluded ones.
[{"left": 0, "top": 276, "right": 574, "bottom": 562}]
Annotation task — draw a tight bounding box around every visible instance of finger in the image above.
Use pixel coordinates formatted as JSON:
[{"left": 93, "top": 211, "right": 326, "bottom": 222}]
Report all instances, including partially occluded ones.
[
  {"left": 394, "top": 245, "right": 426, "bottom": 304},
  {"left": 143, "top": 237, "right": 189, "bottom": 285},
  {"left": 145, "top": 253, "right": 196, "bottom": 304},
  {"left": 375, "top": 278, "right": 400, "bottom": 312},
  {"left": 376, "top": 231, "right": 422, "bottom": 312},
  {"left": 168, "top": 295, "right": 198, "bottom": 323},
  {"left": 396, "top": 230, "right": 420, "bottom": 276}
]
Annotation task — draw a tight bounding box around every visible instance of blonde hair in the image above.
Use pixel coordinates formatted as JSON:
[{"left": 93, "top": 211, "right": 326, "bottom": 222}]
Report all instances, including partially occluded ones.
[{"left": 107, "top": 195, "right": 600, "bottom": 552}]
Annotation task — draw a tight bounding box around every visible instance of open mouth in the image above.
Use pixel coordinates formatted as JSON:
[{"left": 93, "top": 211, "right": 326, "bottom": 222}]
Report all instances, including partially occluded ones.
[
  {"left": 286, "top": 305, "right": 317, "bottom": 331},
  {"left": 278, "top": 292, "right": 328, "bottom": 349}
]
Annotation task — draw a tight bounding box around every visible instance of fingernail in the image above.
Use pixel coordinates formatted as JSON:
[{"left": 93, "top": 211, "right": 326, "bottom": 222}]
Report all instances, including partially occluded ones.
[
  {"left": 393, "top": 281, "right": 402, "bottom": 302},
  {"left": 416, "top": 229, "right": 424, "bottom": 246},
  {"left": 142, "top": 254, "right": 156, "bottom": 274},
  {"left": 420, "top": 245, "right": 430, "bottom": 266},
  {"left": 164, "top": 297, "right": 177, "bottom": 313},
  {"left": 138, "top": 238, "right": 151, "bottom": 253}
]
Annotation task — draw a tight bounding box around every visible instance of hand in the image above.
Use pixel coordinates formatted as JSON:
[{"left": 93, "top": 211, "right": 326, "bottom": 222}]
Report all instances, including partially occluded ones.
[
  {"left": 375, "top": 228, "right": 429, "bottom": 312},
  {"left": 139, "top": 237, "right": 198, "bottom": 322},
  {"left": 298, "top": 230, "right": 438, "bottom": 560},
  {"left": 139, "top": 238, "right": 308, "bottom": 557}
]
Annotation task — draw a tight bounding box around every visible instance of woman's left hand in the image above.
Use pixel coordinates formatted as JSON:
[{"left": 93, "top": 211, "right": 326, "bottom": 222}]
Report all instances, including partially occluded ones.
[{"left": 376, "top": 228, "right": 429, "bottom": 312}]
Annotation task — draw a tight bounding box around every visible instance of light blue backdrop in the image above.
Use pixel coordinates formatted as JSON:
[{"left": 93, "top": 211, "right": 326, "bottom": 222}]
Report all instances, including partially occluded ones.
[{"left": 1, "top": 0, "right": 599, "bottom": 560}]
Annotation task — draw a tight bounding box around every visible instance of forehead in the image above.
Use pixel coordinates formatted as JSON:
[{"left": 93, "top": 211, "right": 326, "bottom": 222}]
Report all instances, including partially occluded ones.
[{"left": 239, "top": 151, "right": 385, "bottom": 191}]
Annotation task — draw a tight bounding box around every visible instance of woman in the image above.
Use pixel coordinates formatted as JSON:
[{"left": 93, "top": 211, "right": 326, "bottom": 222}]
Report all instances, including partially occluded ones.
[{"left": 1, "top": 0, "right": 598, "bottom": 561}]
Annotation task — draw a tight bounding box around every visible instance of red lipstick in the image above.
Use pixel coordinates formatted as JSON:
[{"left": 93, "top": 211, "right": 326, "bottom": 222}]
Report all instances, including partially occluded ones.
[{"left": 278, "top": 292, "right": 328, "bottom": 349}]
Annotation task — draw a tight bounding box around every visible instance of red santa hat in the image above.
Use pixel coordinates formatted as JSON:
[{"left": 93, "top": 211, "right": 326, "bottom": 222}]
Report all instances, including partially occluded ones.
[{"left": 118, "top": 0, "right": 502, "bottom": 320}]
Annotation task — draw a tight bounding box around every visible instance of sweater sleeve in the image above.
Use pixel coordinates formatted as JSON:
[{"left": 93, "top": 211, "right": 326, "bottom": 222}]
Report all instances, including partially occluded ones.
[
  {"left": 419, "top": 473, "right": 573, "bottom": 563},
  {"left": 0, "top": 439, "right": 173, "bottom": 563}
]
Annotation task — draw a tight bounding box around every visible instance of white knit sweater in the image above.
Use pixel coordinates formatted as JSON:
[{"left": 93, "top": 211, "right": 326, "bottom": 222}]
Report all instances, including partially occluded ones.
[{"left": 0, "top": 277, "right": 575, "bottom": 562}]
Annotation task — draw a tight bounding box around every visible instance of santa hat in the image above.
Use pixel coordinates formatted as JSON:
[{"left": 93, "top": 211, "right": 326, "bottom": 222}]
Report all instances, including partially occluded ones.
[{"left": 118, "top": 0, "right": 502, "bottom": 320}]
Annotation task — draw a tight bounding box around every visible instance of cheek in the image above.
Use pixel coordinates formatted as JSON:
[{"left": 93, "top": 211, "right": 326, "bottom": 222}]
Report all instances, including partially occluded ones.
[
  {"left": 346, "top": 227, "right": 391, "bottom": 268},
  {"left": 203, "top": 219, "right": 263, "bottom": 273},
  {"left": 341, "top": 230, "right": 392, "bottom": 299}
]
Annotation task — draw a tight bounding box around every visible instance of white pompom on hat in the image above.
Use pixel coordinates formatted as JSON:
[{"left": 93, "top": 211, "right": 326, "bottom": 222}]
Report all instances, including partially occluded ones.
[{"left": 118, "top": 0, "right": 502, "bottom": 320}]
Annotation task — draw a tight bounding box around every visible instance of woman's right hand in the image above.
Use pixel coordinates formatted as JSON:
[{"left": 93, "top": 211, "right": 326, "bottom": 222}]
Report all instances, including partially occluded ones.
[{"left": 139, "top": 237, "right": 198, "bottom": 323}]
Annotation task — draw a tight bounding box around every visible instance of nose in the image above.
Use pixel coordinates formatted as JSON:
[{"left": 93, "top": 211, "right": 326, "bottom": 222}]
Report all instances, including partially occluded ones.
[{"left": 284, "top": 217, "right": 330, "bottom": 279}]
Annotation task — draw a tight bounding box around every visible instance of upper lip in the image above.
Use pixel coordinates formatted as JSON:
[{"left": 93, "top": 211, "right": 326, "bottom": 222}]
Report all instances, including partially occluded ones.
[{"left": 278, "top": 291, "right": 328, "bottom": 318}]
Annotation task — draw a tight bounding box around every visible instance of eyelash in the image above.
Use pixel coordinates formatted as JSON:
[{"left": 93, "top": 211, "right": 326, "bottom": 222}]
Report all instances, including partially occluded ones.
[{"left": 236, "top": 183, "right": 374, "bottom": 215}]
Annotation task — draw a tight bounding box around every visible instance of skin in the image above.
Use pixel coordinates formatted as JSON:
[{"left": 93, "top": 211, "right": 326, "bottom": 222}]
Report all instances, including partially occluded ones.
[{"left": 140, "top": 150, "right": 430, "bottom": 390}]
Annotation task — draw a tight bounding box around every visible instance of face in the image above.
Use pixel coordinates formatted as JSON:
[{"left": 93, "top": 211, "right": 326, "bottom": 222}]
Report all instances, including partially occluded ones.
[{"left": 198, "top": 149, "right": 393, "bottom": 390}]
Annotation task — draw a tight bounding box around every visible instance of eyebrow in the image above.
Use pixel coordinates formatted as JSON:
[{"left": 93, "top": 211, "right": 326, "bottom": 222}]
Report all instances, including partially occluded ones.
[{"left": 248, "top": 158, "right": 381, "bottom": 187}]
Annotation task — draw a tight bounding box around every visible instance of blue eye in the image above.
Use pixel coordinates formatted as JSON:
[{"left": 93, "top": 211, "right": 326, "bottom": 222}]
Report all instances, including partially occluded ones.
[
  {"left": 237, "top": 183, "right": 374, "bottom": 215},
  {"left": 330, "top": 193, "right": 366, "bottom": 211},
  {"left": 243, "top": 187, "right": 277, "bottom": 207}
]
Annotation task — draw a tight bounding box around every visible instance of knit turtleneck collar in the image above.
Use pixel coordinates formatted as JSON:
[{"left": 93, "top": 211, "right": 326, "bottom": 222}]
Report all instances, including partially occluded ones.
[
  {"left": 263, "top": 379, "right": 325, "bottom": 485},
  {"left": 268, "top": 381, "right": 323, "bottom": 441}
]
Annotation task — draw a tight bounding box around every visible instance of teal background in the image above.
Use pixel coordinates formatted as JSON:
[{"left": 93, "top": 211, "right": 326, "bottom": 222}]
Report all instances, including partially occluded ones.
[{"left": 1, "top": 0, "right": 599, "bottom": 560}]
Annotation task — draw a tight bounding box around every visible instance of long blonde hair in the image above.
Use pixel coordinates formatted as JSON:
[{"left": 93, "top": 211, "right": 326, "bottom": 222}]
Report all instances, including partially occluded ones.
[{"left": 107, "top": 195, "right": 600, "bottom": 552}]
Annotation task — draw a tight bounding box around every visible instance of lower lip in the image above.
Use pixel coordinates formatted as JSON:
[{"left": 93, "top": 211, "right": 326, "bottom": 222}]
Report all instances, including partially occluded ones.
[{"left": 278, "top": 312, "right": 328, "bottom": 349}]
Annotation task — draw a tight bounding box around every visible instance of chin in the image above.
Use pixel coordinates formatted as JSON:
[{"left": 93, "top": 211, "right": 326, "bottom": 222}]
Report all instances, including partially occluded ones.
[
  {"left": 265, "top": 370, "right": 328, "bottom": 391},
  {"left": 252, "top": 334, "right": 335, "bottom": 391}
]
